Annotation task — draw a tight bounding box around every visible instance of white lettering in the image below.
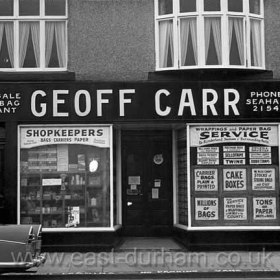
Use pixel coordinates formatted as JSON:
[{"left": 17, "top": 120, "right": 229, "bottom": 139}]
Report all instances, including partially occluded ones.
[
  {"left": 31, "top": 90, "right": 46, "bottom": 117},
  {"left": 155, "top": 89, "right": 171, "bottom": 116},
  {"left": 74, "top": 90, "right": 91, "bottom": 117}
]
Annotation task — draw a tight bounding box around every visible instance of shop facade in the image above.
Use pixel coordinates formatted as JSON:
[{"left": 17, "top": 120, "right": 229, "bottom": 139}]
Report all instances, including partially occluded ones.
[
  {"left": 2, "top": 0, "right": 280, "bottom": 249},
  {"left": 0, "top": 80, "right": 280, "bottom": 249}
]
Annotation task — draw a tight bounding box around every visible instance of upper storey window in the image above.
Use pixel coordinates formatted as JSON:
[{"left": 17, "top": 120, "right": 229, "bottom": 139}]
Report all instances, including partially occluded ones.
[
  {"left": 155, "top": 0, "right": 264, "bottom": 70},
  {"left": 0, "top": 0, "right": 67, "bottom": 71}
]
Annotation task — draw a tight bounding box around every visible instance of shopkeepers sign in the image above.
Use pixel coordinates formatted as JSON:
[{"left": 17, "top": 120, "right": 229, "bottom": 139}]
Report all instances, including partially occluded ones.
[
  {"left": 3, "top": 81, "right": 280, "bottom": 121},
  {"left": 20, "top": 126, "right": 110, "bottom": 148}
]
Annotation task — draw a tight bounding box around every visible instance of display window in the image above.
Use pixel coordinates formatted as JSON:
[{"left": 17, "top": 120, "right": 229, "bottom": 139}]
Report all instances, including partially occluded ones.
[
  {"left": 188, "top": 124, "right": 280, "bottom": 229},
  {"left": 18, "top": 125, "right": 113, "bottom": 231}
]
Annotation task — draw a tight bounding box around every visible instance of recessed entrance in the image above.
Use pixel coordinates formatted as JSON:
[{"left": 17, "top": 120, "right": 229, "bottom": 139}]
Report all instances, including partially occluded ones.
[{"left": 122, "top": 131, "right": 173, "bottom": 236}]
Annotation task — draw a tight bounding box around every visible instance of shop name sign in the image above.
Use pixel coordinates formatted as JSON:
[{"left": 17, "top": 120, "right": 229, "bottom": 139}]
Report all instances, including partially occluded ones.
[
  {"left": 30, "top": 88, "right": 240, "bottom": 118},
  {"left": 2, "top": 81, "right": 280, "bottom": 121}
]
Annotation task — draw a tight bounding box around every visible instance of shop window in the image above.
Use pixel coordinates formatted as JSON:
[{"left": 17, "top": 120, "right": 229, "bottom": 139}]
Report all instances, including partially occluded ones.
[
  {"left": 186, "top": 124, "right": 280, "bottom": 230},
  {"left": 0, "top": 0, "right": 67, "bottom": 71},
  {"left": 176, "top": 129, "right": 188, "bottom": 226},
  {"left": 19, "top": 125, "right": 113, "bottom": 230},
  {"left": 155, "top": 0, "right": 264, "bottom": 70}
]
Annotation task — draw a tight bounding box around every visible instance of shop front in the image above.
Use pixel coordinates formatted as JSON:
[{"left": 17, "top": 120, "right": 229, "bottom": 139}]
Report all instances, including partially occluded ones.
[{"left": 2, "top": 80, "right": 280, "bottom": 249}]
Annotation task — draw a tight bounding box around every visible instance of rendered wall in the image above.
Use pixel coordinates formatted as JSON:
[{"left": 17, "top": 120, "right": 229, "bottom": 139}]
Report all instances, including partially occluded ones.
[
  {"left": 264, "top": 0, "right": 280, "bottom": 79},
  {"left": 68, "top": 0, "right": 155, "bottom": 81},
  {"left": 68, "top": 0, "right": 280, "bottom": 81}
]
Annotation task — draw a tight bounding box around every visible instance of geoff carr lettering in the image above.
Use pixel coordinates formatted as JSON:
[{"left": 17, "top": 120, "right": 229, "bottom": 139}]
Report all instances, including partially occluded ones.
[{"left": 30, "top": 88, "right": 241, "bottom": 118}]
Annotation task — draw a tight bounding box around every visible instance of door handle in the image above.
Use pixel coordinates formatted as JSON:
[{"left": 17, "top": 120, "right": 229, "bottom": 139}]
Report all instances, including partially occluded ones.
[{"left": 127, "top": 202, "right": 133, "bottom": 206}]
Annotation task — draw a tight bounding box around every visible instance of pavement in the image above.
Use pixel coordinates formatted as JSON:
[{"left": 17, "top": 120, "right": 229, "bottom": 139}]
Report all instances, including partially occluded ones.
[{"left": 2, "top": 238, "right": 280, "bottom": 278}]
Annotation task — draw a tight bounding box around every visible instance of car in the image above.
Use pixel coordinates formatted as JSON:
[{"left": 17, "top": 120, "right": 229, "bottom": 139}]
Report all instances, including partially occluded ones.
[{"left": 0, "top": 224, "right": 46, "bottom": 272}]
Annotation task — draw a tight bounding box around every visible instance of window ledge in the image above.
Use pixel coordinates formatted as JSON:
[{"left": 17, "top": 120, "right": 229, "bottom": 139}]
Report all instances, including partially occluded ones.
[
  {"left": 0, "top": 71, "right": 76, "bottom": 82},
  {"left": 148, "top": 69, "right": 274, "bottom": 81}
]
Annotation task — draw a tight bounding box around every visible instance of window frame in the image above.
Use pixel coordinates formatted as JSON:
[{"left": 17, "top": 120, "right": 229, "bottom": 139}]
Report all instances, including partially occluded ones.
[
  {"left": 155, "top": 0, "right": 265, "bottom": 71},
  {"left": 0, "top": 0, "right": 68, "bottom": 72}
]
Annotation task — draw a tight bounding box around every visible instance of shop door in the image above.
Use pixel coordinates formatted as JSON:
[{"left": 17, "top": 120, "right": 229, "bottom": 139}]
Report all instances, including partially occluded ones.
[{"left": 122, "top": 131, "right": 173, "bottom": 236}]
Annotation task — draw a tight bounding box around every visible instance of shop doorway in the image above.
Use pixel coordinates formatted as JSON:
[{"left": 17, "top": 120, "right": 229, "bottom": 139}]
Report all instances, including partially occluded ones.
[{"left": 122, "top": 131, "right": 173, "bottom": 236}]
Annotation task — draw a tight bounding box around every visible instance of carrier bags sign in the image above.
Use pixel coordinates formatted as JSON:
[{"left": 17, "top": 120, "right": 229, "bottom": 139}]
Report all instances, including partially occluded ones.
[
  {"left": 20, "top": 126, "right": 110, "bottom": 148},
  {"left": 195, "top": 198, "right": 218, "bottom": 220}
]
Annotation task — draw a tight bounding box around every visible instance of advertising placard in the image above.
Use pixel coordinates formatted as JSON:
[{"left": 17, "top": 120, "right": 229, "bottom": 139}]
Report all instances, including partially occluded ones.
[
  {"left": 195, "top": 198, "right": 219, "bottom": 220},
  {"left": 20, "top": 126, "right": 110, "bottom": 148},
  {"left": 190, "top": 125, "right": 278, "bottom": 147},
  {"left": 224, "top": 198, "right": 247, "bottom": 220},
  {"left": 223, "top": 169, "right": 247, "bottom": 191},
  {"left": 253, "top": 197, "right": 277, "bottom": 220},
  {"left": 252, "top": 169, "right": 275, "bottom": 191},
  {"left": 194, "top": 169, "right": 218, "bottom": 191}
]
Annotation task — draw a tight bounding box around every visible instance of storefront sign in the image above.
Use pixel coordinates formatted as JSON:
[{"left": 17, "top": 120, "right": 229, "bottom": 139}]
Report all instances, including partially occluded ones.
[
  {"left": 224, "top": 198, "right": 247, "bottom": 220},
  {"left": 252, "top": 169, "right": 275, "bottom": 191},
  {"left": 194, "top": 169, "right": 218, "bottom": 191},
  {"left": 195, "top": 198, "right": 218, "bottom": 220},
  {"left": 3, "top": 81, "right": 280, "bottom": 121},
  {"left": 20, "top": 126, "right": 110, "bottom": 148},
  {"left": 253, "top": 197, "right": 277, "bottom": 220},
  {"left": 223, "top": 169, "right": 246, "bottom": 191}
]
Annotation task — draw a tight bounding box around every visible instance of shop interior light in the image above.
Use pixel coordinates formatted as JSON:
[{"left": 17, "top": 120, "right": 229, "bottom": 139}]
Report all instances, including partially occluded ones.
[{"left": 89, "top": 158, "right": 99, "bottom": 173}]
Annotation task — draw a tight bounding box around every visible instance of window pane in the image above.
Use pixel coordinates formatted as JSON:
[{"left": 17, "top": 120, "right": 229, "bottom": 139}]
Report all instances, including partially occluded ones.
[
  {"left": 19, "top": 22, "right": 40, "bottom": 68},
  {"left": 250, "top": 19, "right": 262, "bottom": 67},
  {"left": 159, "top": 20, "right": 174, "bottom": 68},
  {"left": 204, "top": 0, "right": 220, "bottom": 11},
  {"left": 180, "top": 18, "right": 197, "bottom": 66},
  {"left": 20, "top": 126, "right": 112, "bottom": 228},
  {"left": 205, "top": 17, "right": 222, "bottom": 65},
  {"left": 250, "top": 0, "right": 260, "bottom": 14},
  {"left": 158, "top": 0, "right": 173, "bottom": 15},
  {"left": 46, "top": 21, "right": 67, "bottom": 68},
  {"left": 228, "top": 0, "right": 243, "bottom": 12},
  {"left": 180, "top": 0, "right": 196, "bottom": 13},
  {"left": 19, "top": 0, "right": 39, "bottom": 16},
  {"left": 0, "top": 0, "right": 13, "bottom": 16},
  {"left": 0, "top": 22, "right": 13, "bottom": 68},
  {"left": 229, "top": 18, "right": 244, "bottom": 65},
  {"left": 45, "top": 0, "right": 66, "bottom": 16}
]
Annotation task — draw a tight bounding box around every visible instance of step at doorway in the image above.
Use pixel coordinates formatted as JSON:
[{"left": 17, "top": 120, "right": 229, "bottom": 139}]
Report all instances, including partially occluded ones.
[{"left": 117, "top": 237, "right": 185, "bottom": 251}]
